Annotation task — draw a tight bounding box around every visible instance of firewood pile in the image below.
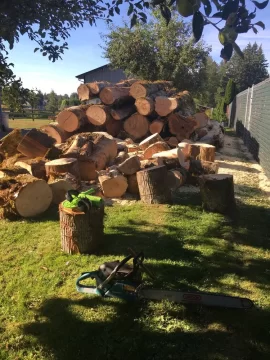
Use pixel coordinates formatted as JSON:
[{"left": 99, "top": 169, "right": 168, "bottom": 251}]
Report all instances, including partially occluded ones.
[{"left": 0, "top": 79, "right": 225, "bottom": 218}]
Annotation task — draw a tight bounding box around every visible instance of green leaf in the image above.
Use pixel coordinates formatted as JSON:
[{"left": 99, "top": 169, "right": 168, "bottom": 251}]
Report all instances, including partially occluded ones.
[
  {"left": 232, "top": 42, "right": 244, "bottom": 59},
  {"left": 252, "top": 0, "right": 269, "bottom": 9},
  {"left": 131, "top": 13, "right": 137, "bottom": 28},
  {"left": 192, "top": 11, "right": 204, "bottom": 43},
  {"left": 138, "top": 12, "right": 147, "bottom": 19},
  {"left": 135, "top": 2, "right": 143, "bottom": 10},
  {"left": 34, "top": 48, "right": 39, "bottom": 53},
  {"left": 201, "top": 0, "right": 212, "bottom": 16},
  {"left": 255, "top": 21, "right": 265, "bottom": 29},
  {"left": 220, "top": 43, "right": 233, "bottom": 62},
  {"left": 160, "top": 5, "right": 171, "bottom": 25},
  {"left": 144, "top": 2, "right": 150, "bottom": 9},
  {"left": 109, "top": 8, "right": 114, "bottom": 16},
  {"left": 222, "top": 1, "right": 239, "bottom": 20},
  {"left": 252, "top": 26, "right": 258, "bottom": 33},
  {"left": 42, "top": 52, "right": 47, "bottom": 56},
  {"left": 128, "top": 4, "right": 134, "bottom": 16},
  {"left": 115, "top": 6, "right": 120, "bottom": 15}
]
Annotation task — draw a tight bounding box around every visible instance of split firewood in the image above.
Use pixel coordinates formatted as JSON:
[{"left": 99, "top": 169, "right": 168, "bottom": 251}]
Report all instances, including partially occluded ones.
[
  {"left": 17, "top": 129, "right": 56, "bottom": 158},
  {"left": 48, "top": 172, "right": 80, "bottom": 190},
  {"left": 57, "top": 105, "right": 90, "bottom": 132},
  {"left": 114, "top": 151, "right": 129, "bottom": 165},
  {"left": 0, "top": 129, "right": 23, "bottom": 158},
  {"left": 199, "top": 174, "right": 236, "bottom": 214},
  {"left": 127, "top": 174, "right": 139, "bottom": 195},
  {"left": 0, "top": 174, "right": 53, "bottom": 219},
  {"left": 99, "top": 169, "right": 128, "bottom": 198},
  {"left": 139, "top": 133, "right": 163, "bottom": 151},
  {"left": 130, "top": 81, "right": 173, "bottom": 99},
  {"left": 0, "top": 167, "right": 29, "bottom": 178},
  {"left": 149, "top": 118, "right": 166, "bottom": 135},
  {"left": 48, "top": 179, "right": 74, "bottom": 204},
  {"left": 45, "top": 158, "right": 81, "bottom": 183},
  {"left": 155, "top": 91, "right": 195, "bottom": 117},
  {"left": 124, "top": 113, "right": 150, "bottom": 140},
  {"left": 63, "top": 134, "right": 94, "bottom": 158},
  {"left": 167, "top": 169, "right": 185, "bottom": 189},
  {"left": 117, "top": 155, "right": 141, "bottom": 175},
  {"left": 111, "top": 105, "right": 136, "bottom": 121},
  {"left": 143, "top": 142, "right": 170, "bottom": 160},
  {"left": 99, "top": 87, "right": 132, "bottom": 105},
  {"left": 41, "top": 122, "right": 72, "bottom": 144},
  {"left": 15, "top": 159, "right": 47, "bottom": 179},
  {"left": 167, "top": 113, "right": 197, "bottom": 140}
]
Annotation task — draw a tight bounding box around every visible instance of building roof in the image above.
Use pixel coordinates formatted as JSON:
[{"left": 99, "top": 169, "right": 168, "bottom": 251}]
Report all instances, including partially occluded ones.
[{"left": 75, "top": 64, "right": 110, "bottom": 80}]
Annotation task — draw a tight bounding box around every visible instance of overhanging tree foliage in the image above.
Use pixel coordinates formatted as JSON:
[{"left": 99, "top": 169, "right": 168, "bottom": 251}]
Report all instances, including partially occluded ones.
[
  {"left": 224, "top": 78, "right": 237, "bottom": 105},
  {"left": 103, "top": 13, "right": 210, "bottom": 94}
]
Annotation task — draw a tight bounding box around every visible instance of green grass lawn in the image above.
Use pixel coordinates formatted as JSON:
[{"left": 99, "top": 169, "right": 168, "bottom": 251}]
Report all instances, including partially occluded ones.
[
  {"left": 0, "top": 183, "right": 269, "bottom": 360},
  {"left": 8, "top": 119, "right": 51, "bottom": 129}
]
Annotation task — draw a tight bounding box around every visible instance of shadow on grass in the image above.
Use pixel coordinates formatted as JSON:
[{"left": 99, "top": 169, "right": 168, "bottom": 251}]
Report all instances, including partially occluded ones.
[
  {"left": 23, "top": 295, "right": 270, "bottom": 360},
  {"left": 218, "top": 161, "right": 260, "bottom": 173}
]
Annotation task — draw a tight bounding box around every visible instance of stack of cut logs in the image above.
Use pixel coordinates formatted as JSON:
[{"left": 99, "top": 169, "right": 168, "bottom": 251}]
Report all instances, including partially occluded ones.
[{"left": 0, "top": 79, "right": 226, "bottom": 219}]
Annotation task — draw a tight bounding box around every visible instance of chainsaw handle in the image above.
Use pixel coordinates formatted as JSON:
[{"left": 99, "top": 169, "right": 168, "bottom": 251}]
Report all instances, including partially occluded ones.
[
  {"left": 76, "top": 271, "right": 104, "bottom": 295},
  {"left": 114, "top": 254, "right": 133, "bottom": 273}
]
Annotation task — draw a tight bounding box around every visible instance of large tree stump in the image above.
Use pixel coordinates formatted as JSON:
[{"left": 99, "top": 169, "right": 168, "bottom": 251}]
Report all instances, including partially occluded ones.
[
  {"left": 0, "top": 174, "right": 52, "bottom": 219},
  {"left": 199, "top": 174, "right": 236, "bottom": 214},
  {"left": 136, "top": 165, "right": 171, "bottom": 204},
  {"left": 59, "top": 202, "right": 104, "bottom": 254},
  {"left": 124, "top": 113, "right": 150, "bottom": 140},
  {"left": 45, "top": 158, "right": 80, "bottom": 183},
  {"left": 17, "top": 129, "right": 55, "bottom": 158},
  {"left": 41, "top": 122, "right": 72, "bottom": 144}
]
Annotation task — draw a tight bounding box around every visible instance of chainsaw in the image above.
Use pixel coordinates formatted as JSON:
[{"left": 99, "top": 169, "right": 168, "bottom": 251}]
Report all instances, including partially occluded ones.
[{"left": 76, "top": 251, "right": 254, "bottom": 309}]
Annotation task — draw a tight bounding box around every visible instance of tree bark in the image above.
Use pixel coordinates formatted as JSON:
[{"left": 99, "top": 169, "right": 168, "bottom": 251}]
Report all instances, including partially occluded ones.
[
  {"left": 124, "top": 113, "right": 150, "bottom": 140},
  {"left": 86, "top": 105, "right": 111, "bottom": 126},
  {"left": 41, "top": 122, "right": 72, "bottom": 144},
  {"left": 45, "top": 158, "right": 80, "bottom": 183},
  {"left": 199, "top": 144, "right": 215, "bottom": 162},
  {"left": 167, "top": 113, "right": 197, "bottom": 140},
  {"left": 199, "top": 174, "right": 236, "bottom": 214},
  {"left": 99, "top": 170, "right": 128, "bottom": 197},
  {"left": 117, "top": 155, "right": 141, "bottom": 175},
  {"left": 130, "top": 81, "right": 173, "bottom": 99},
  {"left": 57, "top": 105, "right": 90, "bottom": 132},
  {"left": 167, "top": 169, "right": 185, "bottom": 189},
  {"left": 99, "top": 87, "right": 132, "bottom": 105},
  {"left": 143, "top": 141, "right": 170, "bottom": 160},
  {"left": 0, "top": 174, "right": 52, "bottom": 219},
  {"left": 111, "top": 105, "right": 136, "bottom": 121},
  {"left": 155, "top": 91, "right": 195, "bottom": 117},
  {"left": 137, "top": 165, "right": 171, "bottom": 204},
  {"left": 127, "top": 174, "right": 140, "bottom": 195},
  {"left": 105, "top": 116, "right": 123, "bottom": 137},
  {"left": 15, "top": 159, "right": 47, "bottom": 179},
  {"left": 17, "top": 129, "right": 56, "bottom": 158},
  {"left": 149, "top": 119, "right": 166, "bottom": 135},
  {"left": 59, "top": 202, "right": 104, "bottom": 254},
  {"left": 139, "top": 133, "right": 163, "bottom": 150}
]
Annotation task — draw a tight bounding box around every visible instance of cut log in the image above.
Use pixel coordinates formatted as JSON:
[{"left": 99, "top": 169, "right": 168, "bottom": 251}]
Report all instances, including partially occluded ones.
[
  {"left": 86, "top": 105, "right": 111, "bottom": 126},
  {"left": 167, "top": 170, "right": 185, "bottom": 189},
  {"left": 111, "top": 105, "right": 136, "bottom": 121},
  {"left": 130, "top": 81, "right": 173, "bottom": 99},
  {"left": 48, "top": 180, "right": 73, "bottom": 204},
  {"left": 105, "top": 116, "right": 123, "bottom": 137},
  {"left": 123, "top": 113, "right": 150, "bottom": 140},
  {"left": 0, "top": 167, "right": 29, "bottom": 178},
  {"left": 127, "top": 174, "right": 139, "bottom": 195},
  {"left": 48, "top": 172, "right": 81, "bottom": 190},
  {"left": 57, "top": 106, "right": 89, "bottom": 132},
  {"left": 155, "top": 91, "right": 195, "bottom": 117},
  {"left": 189, "top": 160, "right": 219, "bottom": 176},
  {"left": 152, "top": 148, "right": 178, "bottom": 159},
  {"left": 199, "top": 174, "right": 236, "bottom": 214},
  {"left": 149, "top": 118, "right": 166, "bottom": 135},
  {"left": 15, "top": 159, "right": 47, "bottom": 179},
  {"left": 200, "top": 144, "right": 215, "bottom": 162},
  {"left": 77, "top": 83, "right": 92, "bottom": 101},
  {"left": 194, "top": 112, "right": 209, "bottom": 129},
  {"left": 167, "top": 113, "right": 197, "bottom": 140},
  {"left": 157, "top": 158, "right": 180, "bottom": 170},
  {"left": 185, "top": 143, "right": 201, "bottom": 160},
  {"left": 45, "top": 158, "right": 80, "bottom": 183},
  {"left": 59, "top": 202, "right": 104, "bottom": 254},
  {"left": 0, "top": 129, "right": 23, "bottom": 157},
  {"left": 41, "top": 122, "right": 72, "bottom": 144},
  {"left": 114, "top": 151, "right": 129, "bottom": 165},
  {"left": 63, "top": 134, "right": 94, "bottom": 158},
  {"left": 99, "top": 170, "right": 128, "bottom": 198},
  {"left": 99, "top": 87, "right": 132, "bottom": 105},
  {"left": 140, "top": 159, "right": 159, "bottom": 169},
  {"left": 17, "top": 129, "right": 55, "bottom": 158},
  {"left": 136, "top": 165, "right": 171, "bottom": 204},
  {"left": 166, "top": 137, "right": 178, "bottom": 148},
  {"left": 200, "top": 120, "right": 225, "bottom": 148},
  {"left": 135, "top": 97, "right": 155, "bottom": 116},
  {"left": 118, "top": 155, "right": 141, "bottom": 175},
  {"left": 144, "top": 142, "right": 170, "bottom": 160},
  {"left": 0, "top": 174, "right": 52, "bottom": 219},
  {"left": 139, "top": 133, "right": 163, "bottom": 150}
]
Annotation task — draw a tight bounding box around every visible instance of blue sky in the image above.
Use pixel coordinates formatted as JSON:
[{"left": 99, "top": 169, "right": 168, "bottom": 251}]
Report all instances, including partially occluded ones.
[{"left": 7, "top": 4, "right": 270, "bottom": 95}]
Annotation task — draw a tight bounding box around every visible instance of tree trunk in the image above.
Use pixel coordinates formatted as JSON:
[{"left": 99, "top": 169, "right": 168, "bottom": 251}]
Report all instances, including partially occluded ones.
[
  {"left": 127, "top": 174, "right": 139, "bottom": 195},
  {"left": 137, "top": 165, "right": 171, "bottom": 204},
  {"left": 48, "top": 179, "right": 74, "bottom": 204},
  {"left": 124, "top": 113, "right": 150, "bottom": 140},
  {"left": 86, "top": 105, "right": 111, "bottom": 126},
  {"left": 167, "top": 113, "right": 197, "bottom": 140},
  {"left": 105, "top": 116, "right": 123, "bottom": 137},
  {"left": 41, "top": 122, "right": 72, "bottom": 144},
  {"left": 199, "top": 174, "right": 236, "bottom": 214},
  {"left": 130, "top": 81, "right": 173, "bottom": 99},
  {"left": 0, "top": 129, "right": 23, "bottom": 157},
  {"left": 139, "top": 133, "right": 163, "bottom": 150},
  {"left": 155, "top": 91, "right": 195, "bottom": 117},
  {"left": 111, "top": 105, "right": 136, "bottom": 121},
  {"left": 117, "top": 155, "right": 141, "bottom": 175},
  {"left": 99, "top": 170, "right": 128, "bottom": 197},
  {"left": 15, "top": 159, "right": 47, "bottom": 179},
  {"left": 143, "top": 141, "right": 170, "bottom": 160},
  {"left": 167, "top": 169, "right": 185, "bottom": 189},
  {"left": 0, "top": 174, "right": 52, "bottom": 219},
  {"left": 135, "top": 97, "right": 155, "bottom": 116},
  {"left": 17, "top": 129, "right": 56, "bottom": 158},
  {"left": 57, "top": 105, "right": 89, "bottom": 132},
  {"left": 99, "top": 87, "right": 132, "bottom": 105},
  {"left": 45, "top": 158, "right": 80, "bottom": 183},
  {"left": 59, "top": 202, "right": 104, "bottom": 254},
  {"left": 149, "top": 118, "right": 166, "bottom": 135}
]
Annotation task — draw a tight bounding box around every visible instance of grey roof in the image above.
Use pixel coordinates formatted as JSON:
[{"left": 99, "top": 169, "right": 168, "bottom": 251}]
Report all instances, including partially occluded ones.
[{"left": 75, "top": 64, "right": 110, "bottom": 80}]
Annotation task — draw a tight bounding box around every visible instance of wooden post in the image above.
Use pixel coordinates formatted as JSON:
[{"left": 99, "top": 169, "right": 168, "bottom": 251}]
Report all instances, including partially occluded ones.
[
  {"left": 199, "top": 174, "right": 236, "bottom": 214},
  {"left": 136, "top": 165, "right": 171, "bottom": 204},
  {"left": 59, "top": 203, "right": 104, "bottom": 254}
]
